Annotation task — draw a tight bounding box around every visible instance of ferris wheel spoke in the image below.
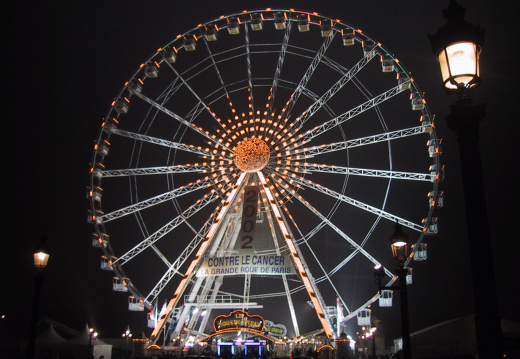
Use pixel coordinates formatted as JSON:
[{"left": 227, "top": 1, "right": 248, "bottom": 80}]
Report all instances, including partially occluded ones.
[
  {"left": 290, "top": 83, "right": 410, "bottom": 149},
  {"left": 110, "top": 128, "right": 221, "bottom": 158},
  {"left": 200, "top": 38, "right": 244, "bottom": 123},
  {"left": 293, "top": 49, "right": 377, "bottom": 131},
  {"left": 276, "top": 176, "right": 383, "bottom": 266},
  {"left": 145, "top": 218, "right": 216, "bottom": 305},
  {"left": 131, "top": 91, "right": 230, "bottom": 149},
  {"left": 277, "top": 194, "right": 348, "bottom": 309},
  {"left": 243, "top": 23, "right": 255, "bottom": 113},
  {"left": 271, "top": 169, "right": 423, "bottom": 232},
  {"left": 297, "top": 164, "right": 434, "bottom": 182},
  {"left": 266, "top": 21, "right": 292, "bottom": 121},
  {"left": 290, "top": 125, "right": 429, "bottom": 159},
  {"left": 269, "top": 175, "right": 374, "bottom": 316},
  {"left": 99, "top": 178, "right": 216, "bottom": 223},
  {"left": 115, "top": 191, "right": 219, "bottom": 266},
  {"left": 100, "top": 164, "right": 212, "bottom": 178},
  {"left": 161, "top": 56, "right": 230, "bottom": 133},
  {"left": 146, "top": 76, "right": 183, "bottom": 111},
  {"left": 201, "top": 39, "right": 230, "bottom": 99},
  {"left": 282, "top": 30, "right": 336, "bottom": 120}
]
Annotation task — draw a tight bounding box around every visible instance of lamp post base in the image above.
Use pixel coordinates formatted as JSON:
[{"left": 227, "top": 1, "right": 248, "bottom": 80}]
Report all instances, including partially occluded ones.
[{"left": 445, "top": 102, "right": 503, "bottom": 359}]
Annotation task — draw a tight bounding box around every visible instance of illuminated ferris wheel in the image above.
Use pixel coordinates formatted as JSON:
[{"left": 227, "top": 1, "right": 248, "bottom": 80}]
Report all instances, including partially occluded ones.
[{"left": 88, "top": 9, "right": 443, "bottom": 343}]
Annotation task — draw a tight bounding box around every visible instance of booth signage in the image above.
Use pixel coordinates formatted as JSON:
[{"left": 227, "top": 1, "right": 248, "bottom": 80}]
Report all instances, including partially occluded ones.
[
  {"left": 264, "top": 320, "right": 287, "bottom": 337},
  {"left": 214, "top": 310, "right": 264, "bottom": 332}
]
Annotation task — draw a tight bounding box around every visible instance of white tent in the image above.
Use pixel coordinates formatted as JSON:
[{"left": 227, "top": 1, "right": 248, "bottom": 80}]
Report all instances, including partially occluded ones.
[
  {"left": 34, "top": 323, "right": 67, "bottom": 359},
  {"left": 61, "top": 324, "right": 112, "bottom": 359}
]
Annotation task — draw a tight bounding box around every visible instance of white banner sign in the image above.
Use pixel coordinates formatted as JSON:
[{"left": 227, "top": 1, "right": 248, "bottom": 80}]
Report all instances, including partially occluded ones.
[{"left": 196, "top": 254, "right": 294, "bottom": 276}]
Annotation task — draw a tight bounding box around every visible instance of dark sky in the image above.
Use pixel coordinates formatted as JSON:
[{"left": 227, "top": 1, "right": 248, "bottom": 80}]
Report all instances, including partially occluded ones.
[{"left": 3, "top": 0, "right": 520, "bottom": 346}]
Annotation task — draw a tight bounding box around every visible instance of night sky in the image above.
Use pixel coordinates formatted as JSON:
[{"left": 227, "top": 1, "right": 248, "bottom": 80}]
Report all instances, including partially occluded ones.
[{"left": 3, "top": 0, "right": 520, "bottom": 347}]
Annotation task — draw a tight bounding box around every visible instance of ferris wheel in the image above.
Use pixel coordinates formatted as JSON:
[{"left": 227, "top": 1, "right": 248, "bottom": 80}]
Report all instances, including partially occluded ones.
[{"left": 88, "top": 9, "right": 443, "bottom": 342}]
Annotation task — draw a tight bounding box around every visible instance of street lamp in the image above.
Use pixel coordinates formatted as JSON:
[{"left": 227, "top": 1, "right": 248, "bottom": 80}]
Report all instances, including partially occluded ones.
[
  {"left": 27, "top": 235, "right": 51, "bottom": 359},
  {"left": 429, "top": 1, "right": 503, "bottom": 358},
  {"left": 374, "top": 223, "right": 411, "bottom": 359},
  {"left": 429, "top": 0, "right": 484, "bottom": 102},
  {"left": 122, "top": 326, "right": 132, "bottom": 359},
  {"left": 369, "top": 326, "right": 377, "bottom": 358},
  {"left": 357, "top": 326, "right": 377, "bottom": 359},
  {"left": 88, "top": 328, "right": 98, "bottom": 359}
]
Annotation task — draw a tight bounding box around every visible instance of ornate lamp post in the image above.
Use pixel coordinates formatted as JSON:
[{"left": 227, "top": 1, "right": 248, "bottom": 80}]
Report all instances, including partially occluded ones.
[
  {"left": 375, "top": 223, "right": 411, "bottom": 359},
  {"left": 122, "top": 326, "right": 132, "bottom": 359},
  {"left": 370, "top": 326, "right": 377, "bottom": 358},
  {"left": 429, "top": 1, "right": 503, "bottom": 358},
  {"left": 27, "top": 235, "right": 51, "bottom": 359},
  {"left": 88, "top": 328, "right": 98, "bottom": 359}
]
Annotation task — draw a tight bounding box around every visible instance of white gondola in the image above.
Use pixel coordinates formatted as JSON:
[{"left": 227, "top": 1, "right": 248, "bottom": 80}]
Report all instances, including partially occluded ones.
[
  {"left": 88, "top": 209, "right": 104, "bottom": 225},
  {"left": 92, "top": 165, "right": 103, "bottom": 179},
  {"left": 427, "top": 138, "right": 442, "bottom": 157},
  {"left": 342, "top": 30, "right": 355, "bottom": 46},
  {"left": 91, "top": 233, "right": 101, "bottom": 248},
  {"left": 429, "top": 164, "right": 445, "bottom": 182},
  {"left": 357, "top": 308, "right": 371, "bottom": 326},
  {"left": 420, "top": 113, "right": 433, "bottom": 132},
  {"left": 363, "top": 41, "right": 375, "bottom": 56},
  {"left": 100, "top": 256, "right": 113, "bottom": 270},
  {"left": 422, "top": 217, "right": 438, "bottom": 234},
  {"left": 127, "top": 81, "right": 142, "bottom": 96},
  {"left": 436, "top": 191, "right": 444, "bottom": 207},
  {"left": 92, "top": 233, "right": 108, "bottom": 248},
  {"left": 406, "top": 267, "right": 413, "bottom": 284},
  {"left": 97, "top": 143, "right": 109, "bottom": 156},
  {"left": 411, "top": 93, "right": 424, "bottom": 110},
  {"left": 381, "top": 55, "right": 395, "bottom": 72},
  {"left": 274, "top": 12, "right": 286, "bottom": 30},
  {"left": 114, "top": 98, "right": 129, "bottom": 114},
  {"left": 91, "top": 187, "right": 103, "bottom": 202},
  {"left": 428, "top": 190, "right": 437, "bottom": 208},
  {"left": 113, "top": 277, "right": 129, "bottom": 292},
  {"left": 227, "top": 18, "right": 240, "bottom": 35},
  {"left": 413, "top": 243, "right": 428, "bottom": 261},
  {"left": 144, "top": 62, "right": 158, "bottom": 78},
  {"left": 397, "top": 72, "right": 410, "bottom": 90},
  {"left": 103, "top": 118, "right": 118, "bottom": 134},
  {"left": 163, "top": 49, "right": 176, "bottom": 63},
  {"left": 184, "top": 39, "right": 196, "bottom": 52},
  {"left": 298, "top": 19, "right": 309, "bottom": 32},
  {"left": 205, "top": 28, "right": 217, "bottom": 41},
  {"left": 379, "top": 290, "right": 393, "bottom": 307},
  {"left": 129, "top": 296, "right": 144, "bottom": 311},
  {"left": 250, "top": 14, "right": 263, "bottom": 31},
  {"left": 321, "top": 24, "right": 331, "bottom": 37}
]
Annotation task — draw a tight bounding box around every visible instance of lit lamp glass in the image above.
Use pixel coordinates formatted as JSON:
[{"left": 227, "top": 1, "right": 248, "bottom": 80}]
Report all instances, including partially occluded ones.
[
  {"left": 390, "top": 223, "right": 409, "bottom": 262},
  {"left": 437, "top": 41, "right": 481, "bottom": 90},
  {"left": 33, "top": 236, "right": 51, "bottom": 272},
  {"left": 34, "top": 251, "right": 50, "bottom": 270},
  {"left": 391, "top": 241, "right": 407, "bottom": 263}
]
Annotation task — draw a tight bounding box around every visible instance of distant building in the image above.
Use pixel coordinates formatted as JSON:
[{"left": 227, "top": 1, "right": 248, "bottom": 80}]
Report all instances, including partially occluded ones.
[{"left": 392, "top": 314, "right": 520, "bottom": 358}]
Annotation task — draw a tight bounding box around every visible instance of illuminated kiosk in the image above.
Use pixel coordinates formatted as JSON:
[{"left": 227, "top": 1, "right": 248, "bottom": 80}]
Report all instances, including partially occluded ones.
[
  {"left": 200, "top": 310, "right": 276, "bottom": 357},
  {"left": 87, "top": 8, "right": 443, "bottom": 351},
  {"left": 134, "top": 333, "right": 151, "bottom": 358}
]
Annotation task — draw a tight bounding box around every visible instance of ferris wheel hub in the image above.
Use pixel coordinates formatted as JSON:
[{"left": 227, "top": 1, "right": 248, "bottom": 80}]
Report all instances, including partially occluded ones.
[{"left": 234, "top": 137, "right": 270, "bottom": 173}]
